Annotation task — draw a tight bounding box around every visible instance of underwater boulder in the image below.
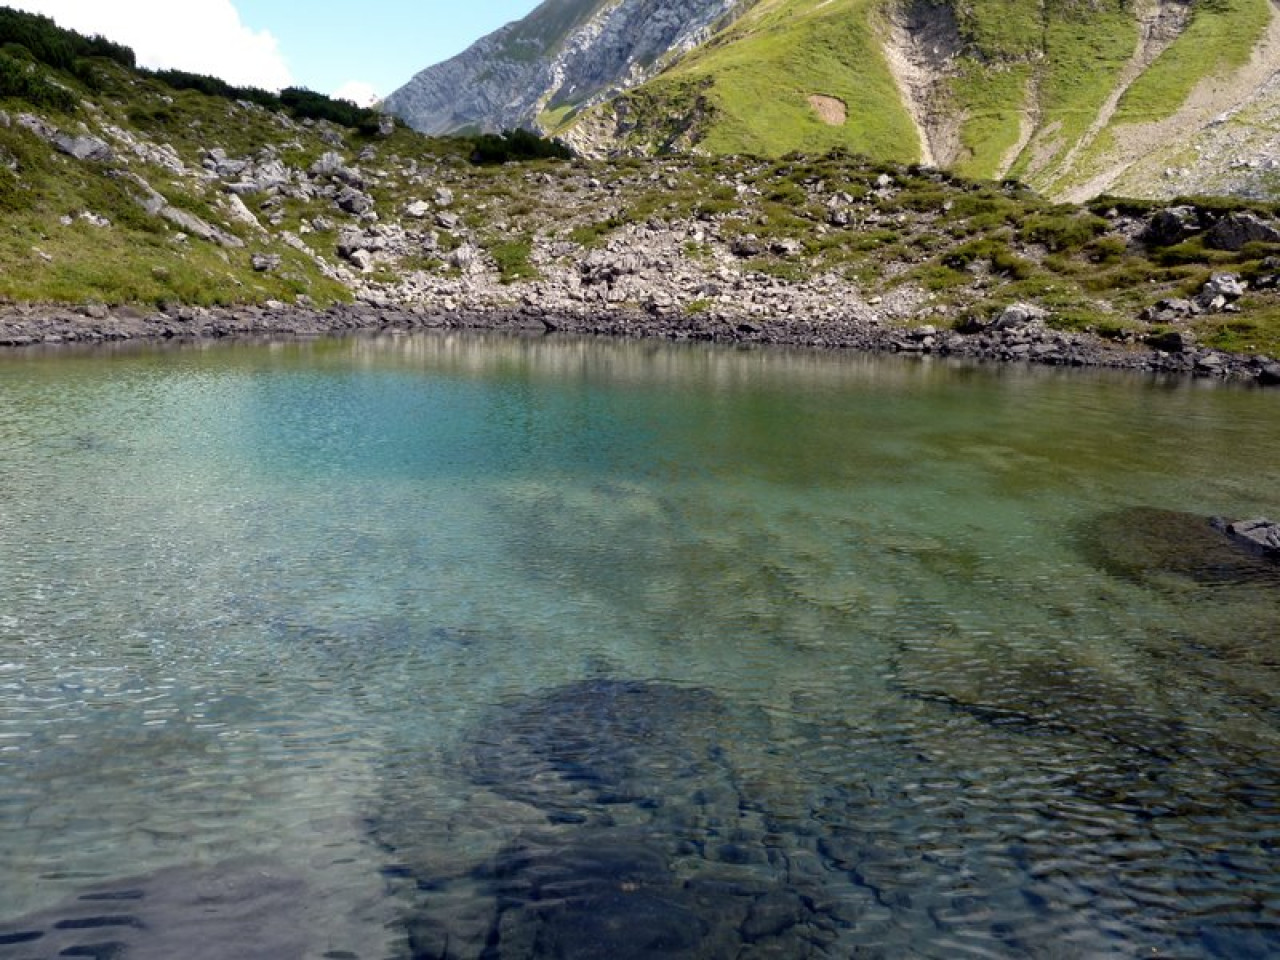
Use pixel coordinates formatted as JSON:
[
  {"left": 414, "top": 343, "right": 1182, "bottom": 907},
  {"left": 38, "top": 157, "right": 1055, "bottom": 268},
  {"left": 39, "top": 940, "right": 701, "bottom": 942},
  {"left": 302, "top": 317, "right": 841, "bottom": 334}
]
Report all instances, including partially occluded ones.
[
  {"left": 1080, "top": 507, "right": 1280, "bottom": 589},
  {"left": 462, "top": 679, "right": 737, "bottom": 825},
  {"left": 388, "top": 679, "right": 843, "bottom": 959}
]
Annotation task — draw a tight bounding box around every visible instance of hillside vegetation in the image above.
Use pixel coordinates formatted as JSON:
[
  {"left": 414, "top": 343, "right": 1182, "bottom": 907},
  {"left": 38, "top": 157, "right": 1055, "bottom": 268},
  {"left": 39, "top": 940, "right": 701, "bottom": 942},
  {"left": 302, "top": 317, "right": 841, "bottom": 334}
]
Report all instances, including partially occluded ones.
[
  {"left": 536, "top": 0, "right": 1279, "bottom": 201},
  {"left": 2, "top": 5, "right": 1280, "bottom": 363}
]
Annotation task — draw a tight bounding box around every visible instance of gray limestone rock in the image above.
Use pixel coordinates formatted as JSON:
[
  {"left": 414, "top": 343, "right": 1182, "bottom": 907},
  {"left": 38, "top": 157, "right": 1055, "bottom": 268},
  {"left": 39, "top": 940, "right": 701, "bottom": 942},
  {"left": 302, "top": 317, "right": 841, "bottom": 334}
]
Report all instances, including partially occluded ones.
[
  {"left": 993, "top": 302, "right": 1048, "bottom": 331},
  {"left": 161, "top": 206, "right": 244, "bottom": 249},
  {"left": 1204, "top": 272, "right": 1247, "bottom": 299},
  {"left": 384, "top": 0, "right": 741, "bottom": 136},
  {"left": 17, "top": 114, "right": 115, "bottom": 163},
  {"left": 309, "top": 151, "right": 361, "bottom": 186},
  {"left": 53, "top": 132, "right": 115, "bottom": 163},
  {"left": 336, "top": 186, "right": 374, "bottom": 215},
  {"left": 1218, "top": 519, "right": 1280, "bottom": 555}
]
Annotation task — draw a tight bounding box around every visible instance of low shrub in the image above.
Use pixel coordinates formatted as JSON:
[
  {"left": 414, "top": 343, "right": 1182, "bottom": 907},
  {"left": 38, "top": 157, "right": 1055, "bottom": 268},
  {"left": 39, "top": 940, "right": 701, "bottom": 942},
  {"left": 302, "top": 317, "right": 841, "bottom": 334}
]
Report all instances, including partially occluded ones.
[
  {"left": 0, "top": 50, "right": 76, "bottom": 111},
  {"left": 1018, "top": 211, "right": 1109, "bottom": 252}
]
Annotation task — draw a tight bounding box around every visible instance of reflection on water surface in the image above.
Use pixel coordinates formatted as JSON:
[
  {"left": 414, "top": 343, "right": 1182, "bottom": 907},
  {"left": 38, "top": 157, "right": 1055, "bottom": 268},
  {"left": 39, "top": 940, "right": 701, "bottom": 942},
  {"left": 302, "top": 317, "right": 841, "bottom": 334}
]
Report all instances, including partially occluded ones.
[{"left": 0, "top": 333, "right": 1277, "bottom": 958}]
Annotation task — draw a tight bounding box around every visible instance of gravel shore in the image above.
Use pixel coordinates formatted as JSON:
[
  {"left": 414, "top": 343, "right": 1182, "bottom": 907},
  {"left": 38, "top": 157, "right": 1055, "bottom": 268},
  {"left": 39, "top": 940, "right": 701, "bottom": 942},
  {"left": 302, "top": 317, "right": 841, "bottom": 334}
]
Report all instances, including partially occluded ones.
[{"left": 2, "top": 300, "right": 1278, "bottom": 385}]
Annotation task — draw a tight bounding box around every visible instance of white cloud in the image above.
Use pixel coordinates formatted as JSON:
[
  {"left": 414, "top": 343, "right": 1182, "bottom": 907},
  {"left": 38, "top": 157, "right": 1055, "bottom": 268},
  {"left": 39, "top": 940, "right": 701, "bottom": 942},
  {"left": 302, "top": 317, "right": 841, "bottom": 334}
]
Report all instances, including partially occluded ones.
[
  {"left": 332, "top": 81, "right": 380, "bottom": 108},
  {"left": 8, "top": 0, "right": 293, "bottom": 91}
]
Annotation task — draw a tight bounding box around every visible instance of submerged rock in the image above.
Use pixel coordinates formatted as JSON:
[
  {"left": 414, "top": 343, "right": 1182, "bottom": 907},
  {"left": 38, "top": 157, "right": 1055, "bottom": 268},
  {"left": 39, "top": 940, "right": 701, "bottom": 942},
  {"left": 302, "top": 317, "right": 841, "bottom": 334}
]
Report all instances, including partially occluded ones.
[
  {"left": 463, "top": 678, "right": 733, "bottom": 824},
  {"left": 1080, "top": 506, "right": 1280, "bottom": 589},
  {"left": 382, "top": 678, "right": 847, "bottom": 958}
]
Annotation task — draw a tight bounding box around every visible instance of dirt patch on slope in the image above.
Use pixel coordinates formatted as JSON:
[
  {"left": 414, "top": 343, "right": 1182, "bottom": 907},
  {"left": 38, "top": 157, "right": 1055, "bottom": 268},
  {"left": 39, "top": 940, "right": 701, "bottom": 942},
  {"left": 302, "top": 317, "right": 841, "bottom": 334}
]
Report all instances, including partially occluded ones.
[
  {"left": 883, "top": 0, "right": 964, "bottom": 168},
  {"left": 809, "top": 94, "right": 848, "bottom": 126}
]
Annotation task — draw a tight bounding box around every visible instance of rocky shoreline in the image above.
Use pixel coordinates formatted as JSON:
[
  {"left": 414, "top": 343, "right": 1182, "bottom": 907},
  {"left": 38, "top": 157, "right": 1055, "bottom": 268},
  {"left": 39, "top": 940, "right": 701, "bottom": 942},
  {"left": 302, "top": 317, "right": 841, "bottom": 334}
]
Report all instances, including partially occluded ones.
[{"left": 2, "top": 299, "right": 1279, "bottom": 384}]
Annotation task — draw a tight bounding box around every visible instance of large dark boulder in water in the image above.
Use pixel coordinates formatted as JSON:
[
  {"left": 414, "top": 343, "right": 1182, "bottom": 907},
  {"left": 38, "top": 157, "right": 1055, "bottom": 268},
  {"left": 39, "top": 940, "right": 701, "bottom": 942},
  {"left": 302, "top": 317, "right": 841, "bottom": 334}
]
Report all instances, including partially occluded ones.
[
  {"left": 387, "top": 679, "right": 839, "bottom": 959},
  {"left": 461, "top": 834, "right": 718, "bottom": 960},
  {"left": 1080, "top": 507, "right": 1280, "bottom": 589},
  {"left": 462, "top": 678, "right": 736, "bottom": 825}
]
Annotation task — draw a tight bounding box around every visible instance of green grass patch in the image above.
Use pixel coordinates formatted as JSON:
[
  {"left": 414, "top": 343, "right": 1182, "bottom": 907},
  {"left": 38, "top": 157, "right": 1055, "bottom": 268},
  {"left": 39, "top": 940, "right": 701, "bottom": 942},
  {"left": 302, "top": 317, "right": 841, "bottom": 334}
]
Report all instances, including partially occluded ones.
[
  {"left": 632, "top": 0, "right": 918, "bottom": 160},
  {"left": 1017, "top": 209, "right": 1109, "bottom": 252},
  {"left": 1194, "top": 301, "right": 1280, "bottom": 355},
  {"left": 952, "top": 64, "right": 1032, "bottom": 180},
  {"left": 488, "top": 236, "right": 540, "bottom": 284}
]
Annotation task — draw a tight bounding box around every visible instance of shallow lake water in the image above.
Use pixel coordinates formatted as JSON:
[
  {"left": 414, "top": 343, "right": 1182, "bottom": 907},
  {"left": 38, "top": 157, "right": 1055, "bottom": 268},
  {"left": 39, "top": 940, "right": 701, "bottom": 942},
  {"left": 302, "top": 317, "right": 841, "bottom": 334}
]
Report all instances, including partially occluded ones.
[{"left": 0, "top": 332, "right": 1277, "bottom": 959}]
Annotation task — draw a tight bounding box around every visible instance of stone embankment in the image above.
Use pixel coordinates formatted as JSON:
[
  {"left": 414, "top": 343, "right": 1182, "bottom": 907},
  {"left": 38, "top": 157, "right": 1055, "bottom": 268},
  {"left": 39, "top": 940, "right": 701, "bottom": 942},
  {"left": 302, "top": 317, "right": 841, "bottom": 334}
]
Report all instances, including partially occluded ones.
[{"left": 3, "top": 298, "right": 1277, "bottom": 384}]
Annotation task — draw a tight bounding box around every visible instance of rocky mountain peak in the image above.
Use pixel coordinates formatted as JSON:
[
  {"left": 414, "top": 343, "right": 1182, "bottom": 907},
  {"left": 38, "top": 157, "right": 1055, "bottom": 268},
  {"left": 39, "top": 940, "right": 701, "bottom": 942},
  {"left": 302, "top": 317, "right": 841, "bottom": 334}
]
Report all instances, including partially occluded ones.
[{"left": 383, "top": 0, "right": 744, "bottom": 135}]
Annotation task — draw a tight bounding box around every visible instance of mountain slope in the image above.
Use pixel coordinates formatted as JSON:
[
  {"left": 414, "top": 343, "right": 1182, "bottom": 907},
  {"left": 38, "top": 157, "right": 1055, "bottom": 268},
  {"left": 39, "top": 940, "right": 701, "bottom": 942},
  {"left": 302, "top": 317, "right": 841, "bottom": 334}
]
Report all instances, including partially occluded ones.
[
  {"left": 383, "top": 0, "right": 744, "bottom": 135},
  {"left": 583, "top": 0, "right": 1277, "bottom": 198},
  {"left": 5, "top": 4, "right": 1280, "bottom": 369},
  {"left": 389, "top": 0, "right": 1280, "bottom": 200}
]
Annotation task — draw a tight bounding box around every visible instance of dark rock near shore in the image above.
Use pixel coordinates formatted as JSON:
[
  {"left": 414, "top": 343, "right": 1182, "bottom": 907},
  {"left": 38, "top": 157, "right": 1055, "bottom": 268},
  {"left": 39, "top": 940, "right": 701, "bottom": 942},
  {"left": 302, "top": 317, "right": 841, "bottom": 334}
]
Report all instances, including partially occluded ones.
[
  {"left": 1212, "top": 517, "right": 1280, "bottom": 559},
  {"left": 1145, "top": 328, "right": 1195, "bottom": 353},
  {"left": 1142, "top": 207, "right": 1201, "bottom": 247}
]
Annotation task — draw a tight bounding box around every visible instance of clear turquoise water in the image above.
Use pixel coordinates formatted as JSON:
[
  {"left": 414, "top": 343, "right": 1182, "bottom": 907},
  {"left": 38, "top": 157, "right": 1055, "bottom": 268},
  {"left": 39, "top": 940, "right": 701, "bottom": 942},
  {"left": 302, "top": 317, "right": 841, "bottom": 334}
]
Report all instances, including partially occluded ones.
[{"left": 0, "top": 333, "right": 1277, "bottom": 959}]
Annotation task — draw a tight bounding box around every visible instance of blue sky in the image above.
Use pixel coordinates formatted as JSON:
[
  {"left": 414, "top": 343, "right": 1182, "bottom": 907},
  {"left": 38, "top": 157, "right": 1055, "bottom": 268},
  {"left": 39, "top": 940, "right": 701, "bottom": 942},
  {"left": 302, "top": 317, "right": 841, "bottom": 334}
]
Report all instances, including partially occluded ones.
[
  {"left": 236, "top": 0, "right": 543, "bottom": 99},
  {"left": 8, "top": 1, "right": 544, "bottom": 101}
]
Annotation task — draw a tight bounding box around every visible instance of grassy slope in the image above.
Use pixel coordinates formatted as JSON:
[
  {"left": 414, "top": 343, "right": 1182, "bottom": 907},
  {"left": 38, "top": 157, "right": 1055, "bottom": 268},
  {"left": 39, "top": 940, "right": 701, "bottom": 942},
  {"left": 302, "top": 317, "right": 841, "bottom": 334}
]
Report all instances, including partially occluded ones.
[
  {"left": 1064, "top": 0, "right": 1273, "bottom": 186},
  {"left": 946, "top": 0, "right": 1044, "bottom": 179},
  {"left": 588, "top": 0, "right": 1269, "bottom": 198},
  {"left": 1115, "top": 0, "right": 1271, "bottom": 124},
  {"left": 616, "top": 0, "right": 920, "bottom": 161},
  {"left": 0, "top": 59, "right": 390, "bottom": 306},
  {"left": 1005, "top": 3, "right": 1139, "bottom": 187}
]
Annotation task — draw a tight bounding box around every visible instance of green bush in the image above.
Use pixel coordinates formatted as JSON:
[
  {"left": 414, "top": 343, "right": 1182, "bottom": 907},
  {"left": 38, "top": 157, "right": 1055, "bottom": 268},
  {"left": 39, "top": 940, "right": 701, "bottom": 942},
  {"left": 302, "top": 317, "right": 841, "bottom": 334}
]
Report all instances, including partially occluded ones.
[
  {"left": 942, "top": 235, "right": 1033, "bottom": 279},
  {"left": 0, "top": 8, "right": 134, "bottom": 72},
  {"left": 467, "top": 128, "right": 573, "bottom": 165},
  {"left": 1018, "top": 211, "right": 1109, "bottom": 251},
  {"left": 489, "top": 237, "right": 539, "bottom": 283},
  {"left": 0, "top": 50, "right": 76, "bottom": 111},
  {"left": 1085, "top": 236, "right": 1128, "bottom": 264}
]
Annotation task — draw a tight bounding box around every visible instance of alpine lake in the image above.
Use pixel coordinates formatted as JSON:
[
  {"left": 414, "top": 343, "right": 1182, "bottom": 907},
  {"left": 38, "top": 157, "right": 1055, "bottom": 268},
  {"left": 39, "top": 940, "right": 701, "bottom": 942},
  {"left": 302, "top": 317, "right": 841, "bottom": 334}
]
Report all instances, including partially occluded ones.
[{"left": 1, "top": 331, "right": 1277, "bottom": 959}]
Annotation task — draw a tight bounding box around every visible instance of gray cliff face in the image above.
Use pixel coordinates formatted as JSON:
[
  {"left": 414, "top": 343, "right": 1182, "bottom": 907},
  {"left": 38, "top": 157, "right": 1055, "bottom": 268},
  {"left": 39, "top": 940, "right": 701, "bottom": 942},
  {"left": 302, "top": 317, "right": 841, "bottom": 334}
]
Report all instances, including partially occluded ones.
[{"left": 384, "top": 0, "right": 743, "bottom": 135}]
